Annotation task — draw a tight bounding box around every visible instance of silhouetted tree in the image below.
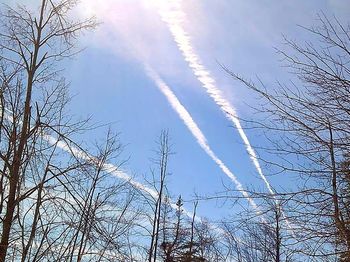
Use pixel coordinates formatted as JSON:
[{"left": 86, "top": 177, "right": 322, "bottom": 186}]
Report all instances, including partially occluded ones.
[
  {"left": 0, "top": 1, "right": 141, "bottom": 261},
  {"left": 226, "top": 14, "right": 350, "bottom": 260},
  {"left": 148, "top": 130, "right": 172, "bottom": 262}
]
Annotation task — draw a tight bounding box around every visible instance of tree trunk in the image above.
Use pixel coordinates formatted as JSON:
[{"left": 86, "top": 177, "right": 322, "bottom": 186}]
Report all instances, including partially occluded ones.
[{"left": 0, "top": 1, "right": 45, "bottom": 260}]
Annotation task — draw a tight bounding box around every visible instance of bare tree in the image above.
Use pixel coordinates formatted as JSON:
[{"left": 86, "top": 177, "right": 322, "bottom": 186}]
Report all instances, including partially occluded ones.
[
  {"left": 0, "top": 1, "right": 145, "bottom": 260},
  {"left": 158, "top": 197, "right": 221, "bottom": 262},
  {"left": 225, "top": 14, "right": 350, "bottom": 261},
  {"left": 147, "top": 130, "right": 172, "bottom": 262},
  {"left": 0, "top": 1, "right": 148, "bottom": 261},
  {"left": 210, "top": 187, "right": 296, "bottom": 262},
  {"left": 144, "top": 131, "right": 221, "bottom": 262}
]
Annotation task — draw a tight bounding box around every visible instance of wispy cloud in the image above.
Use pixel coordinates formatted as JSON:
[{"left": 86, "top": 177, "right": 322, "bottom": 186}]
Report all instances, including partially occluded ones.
[
  {"left": 156, "top": 1, "right": 275, "bottom": 196},
  {"left": 145, "top": 65, "right": 259, "bottom": 212}
]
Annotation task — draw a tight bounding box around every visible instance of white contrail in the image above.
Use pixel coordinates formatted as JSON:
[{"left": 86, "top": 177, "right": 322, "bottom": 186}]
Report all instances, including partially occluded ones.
[
  {"left": 145, "top": 65, "right": 259, "bottom": 212},
  {"left": 43, "top": 134, "right": 197, "bottom": 217},
  {"left": 156, "top": 1, "right": 275, "bottom": 196},
  {"left": 2, "top": 109, "right": 195, "bottom": 218}
]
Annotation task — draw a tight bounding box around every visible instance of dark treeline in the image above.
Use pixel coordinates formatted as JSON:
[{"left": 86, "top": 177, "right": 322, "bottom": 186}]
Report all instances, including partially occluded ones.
[{"left": 0, "top": 1, "right": 349, "bottom": 261}]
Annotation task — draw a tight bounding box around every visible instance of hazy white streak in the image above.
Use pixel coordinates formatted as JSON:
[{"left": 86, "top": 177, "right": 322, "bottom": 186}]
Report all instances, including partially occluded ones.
[
  {"left": 157, "top": 1, "right": 275, "bottom": 196},
  {"left": 44, "top": 135, "right": 158, "bottom": 196},
  {"left": 2, "top": 109, "right": 196, "bottom": 218},
  {"left": 43, "top": 135, "right": 197, "bottom": 217}
]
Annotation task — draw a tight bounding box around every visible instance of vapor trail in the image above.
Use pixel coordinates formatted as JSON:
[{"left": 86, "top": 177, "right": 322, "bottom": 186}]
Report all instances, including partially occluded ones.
[
  {"left": 145, "top": 65, "right": 259, "bottom": 212},
  {"left": 2, "top": 109, "right": 194, "bottom": 218},
  {"left": 156, "top": 1, "right": 275, "bottom": 196},
  {"left": 44, "top": 134, "right": 196, "bottom": 217},
  {"left": 42, "top": 135, "right": 157, "bottom": 198}
]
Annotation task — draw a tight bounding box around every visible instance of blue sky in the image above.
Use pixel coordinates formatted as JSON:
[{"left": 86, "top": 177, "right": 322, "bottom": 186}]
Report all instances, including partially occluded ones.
[{"left": 7, "top": 0, "right": 350, "bottom": 220}]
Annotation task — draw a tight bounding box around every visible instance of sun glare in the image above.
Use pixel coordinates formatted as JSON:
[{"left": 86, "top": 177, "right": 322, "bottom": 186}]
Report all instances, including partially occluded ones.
[
  {"left": 78, "top": 0, "right": 171, "bottom": 19},
  {"left": 78, "top": 0, "right": 100, "bottom": 18}
]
